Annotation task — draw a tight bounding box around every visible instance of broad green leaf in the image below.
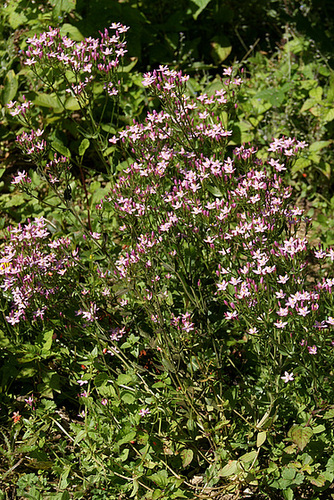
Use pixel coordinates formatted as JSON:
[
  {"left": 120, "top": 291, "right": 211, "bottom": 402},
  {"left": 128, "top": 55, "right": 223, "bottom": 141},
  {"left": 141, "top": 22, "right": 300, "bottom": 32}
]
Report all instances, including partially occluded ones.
[
  {"left": 290, "top": 426, "right": 313, "bottom": 451},
  {"left": 190, "top": 0, "right": 212, "bottom": 19},
  {"left": 180, "top": 449, "right": 193, "bottom": 467},
  {"left": 282, "top": 488, "right": 294, "bottom": 500},
  {"left": 239, "top": 450, "right": 257, "bottom": 463},
  {"left": 282, "top": 467, "right": 296, "bottom": 480},
  {"left": 257, "top": 431, "right": 267, "bottom": 447},
  {"left": 309, "top": 86, "right": 323, "bottom": 101},
  {"left": 74, "top": 429, "right": 87, "bottom": 446},
  {"left": 116, "top": 373, "right": 133, "bottom": 386},
  {"left": 291, "top": 157, "right": 311, "bottom": 174},
  {"left": 34, "top": 93, "right": 62, "bottom": 110},
  {"left": 300, "top": 98, "right": 316, "bottom": 113},
  {"left": 8, "top": 11, "right": 27, "bottom": 29},
  {"left": 121, "top": 391, "right": 136, "bottom": 404},
  {"left": 312, "top": 424, "right": 326, "bottom": 434},
  {"left": 149, "top": 470, "right": 168, "bottom": 488},
  {"left": 42, "top": 329, "right": 53, "bottom": 353},
  {"left": 2, "top": 70, "right": 18, "bottom": 105},
  {"left": 310, "top": 474, "right": 327, "bottom": 487},
  {"left": 118, "top": 430, "right": 136, "bottom": 446},
  {"left": 78, "top": 139, "right": 90, "bottom": 157},
  {"left": 51, "top": 138, "right": 71, "bottom": 158},
  {"left": 64, "top": 96, "right": 82, "bottom": 111},
  {"left": 210, "top": 36, "right": 232, "bottom": 64},
  {"left": 323, "top": 408, "right": 334, "bottom": 419},
  {"left": 219, "top": 460, "right": 239, "bottom": 477},
  {"left": 324, "top": 108, "right": 334, "bottom": 123},
  {"left": 60, "top": 23, "right": 84, "bottom": 41},
  {"left": 309, "top": 140, "right": 332, "bottom": 152},
  {"left": 256, "top": 88, "right": 286, "bottom": 107}
]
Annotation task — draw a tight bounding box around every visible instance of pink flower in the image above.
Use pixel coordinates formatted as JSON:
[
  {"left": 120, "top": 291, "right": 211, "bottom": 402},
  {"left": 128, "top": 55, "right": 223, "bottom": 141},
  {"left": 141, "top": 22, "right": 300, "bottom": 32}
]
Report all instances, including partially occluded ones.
[
  {"left": 308, "top": 345, "right": 317, "bottom": 355},
  {"left": 281, "top": 371, "right": 294, "bottom": 383}
]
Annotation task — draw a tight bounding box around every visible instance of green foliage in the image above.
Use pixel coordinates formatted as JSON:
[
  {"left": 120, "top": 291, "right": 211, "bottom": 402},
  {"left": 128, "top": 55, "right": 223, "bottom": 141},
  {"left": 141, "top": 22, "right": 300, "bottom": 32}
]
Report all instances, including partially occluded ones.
[{"left": 0, "top": 1, "right": 334, "bottom": 499}]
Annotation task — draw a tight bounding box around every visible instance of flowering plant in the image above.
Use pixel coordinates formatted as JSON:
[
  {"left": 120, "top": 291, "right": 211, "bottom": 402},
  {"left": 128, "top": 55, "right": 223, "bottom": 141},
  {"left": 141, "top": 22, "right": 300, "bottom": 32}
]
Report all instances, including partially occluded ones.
[{"left": 2, "top": 26, "right": 334, "bottom": 500}]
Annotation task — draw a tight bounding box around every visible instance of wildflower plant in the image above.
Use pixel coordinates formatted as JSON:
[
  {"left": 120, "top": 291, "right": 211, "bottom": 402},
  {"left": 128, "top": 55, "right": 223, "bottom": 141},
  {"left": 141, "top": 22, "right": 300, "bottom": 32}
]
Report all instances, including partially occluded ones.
[{"left": 3, "top": 26, "right": 334, "bottom": 500}]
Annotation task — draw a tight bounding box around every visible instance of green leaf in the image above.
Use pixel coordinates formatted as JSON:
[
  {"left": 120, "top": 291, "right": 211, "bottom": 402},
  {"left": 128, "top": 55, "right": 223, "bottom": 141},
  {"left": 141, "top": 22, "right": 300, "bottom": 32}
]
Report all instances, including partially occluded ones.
[
  {"left": 74, "top": 429, "right": 86, "bottom": 446},
  {"left": 116, "top": 373, "right": 133, "bottom": 386},
  {"left": 324, "top": 108, "right": 334, "bottom": 123},
  {"left": 2, "top": 70, "right": 18, "bottom": 105},
  {"left": 180, "top": 449, "right": 193, "bottom": 468},
  {"left": 309, "top": 87, "right": 323, "bottom": 101},
  {"left": 118, "top": 431, "right": 136, "bottom": 446},
  {"left": 256, "top": 88, "right": 287, "bottom": 107},
  {"left": 323, "top": 408, "right": 334, "bottom": 419},
  {"left": 8, "top": 10, "right": 28, "bottom": 29},
  {"left": 257, "top": 431, "right": 267, "bottom": 447},
  {"left": 210, "top": 36, "right": 232, "bottom": 64},
  {"left": 60, "top": 23, "right": 84, "bottom": 41},
  {"left": 64, "top": 96, "right": 82, "bottom": 111},
  {"left": 41, "top": 330, "right": 53, "bottom": 353},
  {"left": 121, "top": 391, "right": 136, "bottom": 404},
  {"left": 290, "top": 426, "right": 313, "bottom": 451},
  {"left": 312, "top": 424, "right": 326, "bottom": 434},
  {"left": 206, "top": 185, "right": 223, "bottom": 197},
  {"left": 291, "top": 157, "right": 311, "bottom": 174},
  {"left": 239, "top": 450, "right": 257, "bottom": 463},
  {"left": 149, "top": 470, "right": 168, "bottom": 488},
  {"left": 219, "top": 460, "right": 239, "bottom": 477},
  {"left": 283, "top": 488, "right": 294, "bottom": 500},
  {"left": 51, "top": 138, "right": 71, "bottom": 158},
  {"left": 190, "top": 0, "right": 212, "bottom": 19},
  {"left": 300, "top": 98, "right": 317, "bottom": 113},
  {"left": 310, "top": 474, "right": 327, "bottom": 487},
  {"left": 34, "top": 93, "right": 63, "bottom": 110},
  {"left": 309, "top": 140, "right": 332, "bottom": 152},
  {"left": 78, "top": 139, "right": 90, "bottom": 157}
]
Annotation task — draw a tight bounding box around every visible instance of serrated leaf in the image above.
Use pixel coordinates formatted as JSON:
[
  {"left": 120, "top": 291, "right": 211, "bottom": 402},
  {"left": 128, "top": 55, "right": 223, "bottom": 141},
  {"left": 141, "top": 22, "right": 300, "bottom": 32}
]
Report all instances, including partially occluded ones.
[
  {"left": 257, "top": 431, "right": 267, "bottom": 447},
  {"left": 78, "top": 139, "right": 90, "bottom": 157},
  {"left": 290, "top": 426, "right": 313, "bottom": 451},
  {"left": 2, "top": 70, "right": 18, "bottom": 105},
  {"left": 180, "top": 449, "right": 193, "bottom": 467}
]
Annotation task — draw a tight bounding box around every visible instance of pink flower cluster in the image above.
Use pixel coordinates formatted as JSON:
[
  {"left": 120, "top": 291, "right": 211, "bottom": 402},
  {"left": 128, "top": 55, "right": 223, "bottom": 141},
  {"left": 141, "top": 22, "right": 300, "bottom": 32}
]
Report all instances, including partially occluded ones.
[
  {"left": 23, "top": 23, "right": 129, "bottom": 97},
  {"left": 0, "top": 217, "right": 79, "bottom": 326}
]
